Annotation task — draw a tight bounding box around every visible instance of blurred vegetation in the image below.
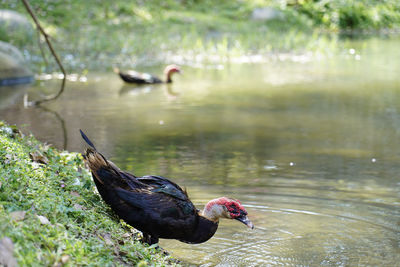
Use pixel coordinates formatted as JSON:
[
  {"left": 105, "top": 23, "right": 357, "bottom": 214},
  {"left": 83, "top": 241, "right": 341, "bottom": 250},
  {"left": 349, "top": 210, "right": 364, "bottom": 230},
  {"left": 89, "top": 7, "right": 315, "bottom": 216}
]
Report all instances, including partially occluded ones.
[
  {"left": 0, "top": 121, "right": 176, "bottom": 266},
  {"left": 0, "top": 0, "right": 399, "bottom": 71},
  {"left": 295, "top": 0, "right": 400, "bottom": 31}
]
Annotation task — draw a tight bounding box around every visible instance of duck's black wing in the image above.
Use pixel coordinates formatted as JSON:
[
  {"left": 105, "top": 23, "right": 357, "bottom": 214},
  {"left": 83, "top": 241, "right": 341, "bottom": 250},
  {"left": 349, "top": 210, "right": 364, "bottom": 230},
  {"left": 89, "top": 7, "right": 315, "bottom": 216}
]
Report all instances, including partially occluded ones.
[
  {"left": 113, "top": 183, "right": 198, "bottom": 240},
  {"left": 118, "top": 174, "right": 196, "bottom": 222},
  {"left": 136, "top": 175, "right": 189, "bottom": 201},
  {"left": 119, "top": 70, "right": 162, "bottom": 84}
]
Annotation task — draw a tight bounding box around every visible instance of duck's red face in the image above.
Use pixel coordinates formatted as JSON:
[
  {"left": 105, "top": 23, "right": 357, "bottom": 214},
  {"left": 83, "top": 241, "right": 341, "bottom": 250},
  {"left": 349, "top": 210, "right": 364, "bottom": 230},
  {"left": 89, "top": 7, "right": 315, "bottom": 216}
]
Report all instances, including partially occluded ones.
[
  {"left": 222, "top": 198, "right": 254, "bottom": 229},
  {"left": 170, "top": 66, "right": 181, "bottom": 74},
  {"left": 165, "top": 65, "right": 181, "bottom": 75},
  {"left": 204, "top": 197, "right": 254, "bottom": 228}
]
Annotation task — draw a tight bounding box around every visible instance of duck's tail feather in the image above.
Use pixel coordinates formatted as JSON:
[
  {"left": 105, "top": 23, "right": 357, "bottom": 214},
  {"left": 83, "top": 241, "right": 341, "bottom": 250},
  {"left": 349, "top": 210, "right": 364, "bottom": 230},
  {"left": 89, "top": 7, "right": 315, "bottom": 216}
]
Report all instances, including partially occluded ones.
[
  {"left": 80, "top": 129, "right": 107, "bottom": 184},
  {"left": 84, "top": 147, "right": 142, "bottom": 188},
  {"left": 80, "top": 129, "right": 96, "bottom": 150},
  {"left": 83, "top": 148, "right": 109, "bottom": 184},
  {"left": 79, "top": 129, "right": 141, "bottom": 188}
]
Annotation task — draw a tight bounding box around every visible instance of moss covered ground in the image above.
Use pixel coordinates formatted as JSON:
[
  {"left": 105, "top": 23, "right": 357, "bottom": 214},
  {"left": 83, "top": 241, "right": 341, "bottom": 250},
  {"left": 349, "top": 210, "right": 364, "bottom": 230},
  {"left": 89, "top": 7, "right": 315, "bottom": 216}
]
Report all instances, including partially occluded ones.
[{"left": 0, "top": 121, "right": 177, "bottom": 266}]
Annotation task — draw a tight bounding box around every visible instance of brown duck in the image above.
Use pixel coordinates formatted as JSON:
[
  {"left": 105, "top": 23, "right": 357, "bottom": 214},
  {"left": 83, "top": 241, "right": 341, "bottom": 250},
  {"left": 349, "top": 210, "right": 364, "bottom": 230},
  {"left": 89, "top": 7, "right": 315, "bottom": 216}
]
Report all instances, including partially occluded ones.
[
  {"left": 114, "top": 65, "right": 181, "bottom": 84},
  {"left": 80, "top": 130, "right": 253, "bottom": 245}
]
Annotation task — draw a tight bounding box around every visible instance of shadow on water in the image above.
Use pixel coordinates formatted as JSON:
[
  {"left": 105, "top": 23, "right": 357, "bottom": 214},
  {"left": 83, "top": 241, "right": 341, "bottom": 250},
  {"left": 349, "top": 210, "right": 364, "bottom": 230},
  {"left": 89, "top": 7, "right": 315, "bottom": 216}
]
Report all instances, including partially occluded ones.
[{"left": 1, "top": 36, "right": 400, "bottom": 265}]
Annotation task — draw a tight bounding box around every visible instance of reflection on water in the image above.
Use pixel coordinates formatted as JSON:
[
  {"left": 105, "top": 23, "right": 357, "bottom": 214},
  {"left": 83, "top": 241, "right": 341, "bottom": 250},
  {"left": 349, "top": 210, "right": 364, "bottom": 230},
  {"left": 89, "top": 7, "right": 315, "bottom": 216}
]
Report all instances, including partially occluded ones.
[
  {"left": 36, "top": 105, "right": 68, "bottom": 150},
  {"left": 1, "top": 37, "right": 400, "bottom": 265}
]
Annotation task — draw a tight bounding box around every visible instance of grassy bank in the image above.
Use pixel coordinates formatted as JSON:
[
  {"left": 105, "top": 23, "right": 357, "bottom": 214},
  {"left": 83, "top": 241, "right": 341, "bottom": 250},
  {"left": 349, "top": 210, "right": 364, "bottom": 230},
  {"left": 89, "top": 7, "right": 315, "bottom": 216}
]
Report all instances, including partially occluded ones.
[
  {"left": 0, "top": 121, "right": 176, "bottom": 266},
  {"left": 1, "top": 0, "right": 400, "bottom": 72}
]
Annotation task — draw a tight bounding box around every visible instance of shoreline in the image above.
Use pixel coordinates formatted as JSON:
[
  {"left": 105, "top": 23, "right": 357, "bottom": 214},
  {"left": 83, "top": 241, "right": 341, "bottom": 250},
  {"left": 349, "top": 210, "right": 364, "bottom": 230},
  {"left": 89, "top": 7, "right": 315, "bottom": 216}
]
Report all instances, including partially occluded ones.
[{"left": 0, "top": 121, "right": 177, "bottom": 266}]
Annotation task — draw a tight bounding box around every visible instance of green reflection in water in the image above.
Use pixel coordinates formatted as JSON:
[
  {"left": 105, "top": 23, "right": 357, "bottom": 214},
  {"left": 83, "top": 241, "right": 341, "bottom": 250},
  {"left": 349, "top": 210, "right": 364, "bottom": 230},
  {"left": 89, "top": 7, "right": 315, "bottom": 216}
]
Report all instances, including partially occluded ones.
[{"left": 0, "top": 36, "right": 399, "bottom": 265}]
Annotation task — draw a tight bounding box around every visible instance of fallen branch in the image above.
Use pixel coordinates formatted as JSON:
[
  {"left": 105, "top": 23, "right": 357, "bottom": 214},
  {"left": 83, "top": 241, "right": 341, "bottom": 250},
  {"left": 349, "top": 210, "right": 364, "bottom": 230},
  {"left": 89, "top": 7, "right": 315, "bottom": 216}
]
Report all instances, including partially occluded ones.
[
  {"left": 21, "top": 0, "right": 66, "bottom": 106},
  {"left": 36, "top": 28, "right": 49, "bottom": 69}
]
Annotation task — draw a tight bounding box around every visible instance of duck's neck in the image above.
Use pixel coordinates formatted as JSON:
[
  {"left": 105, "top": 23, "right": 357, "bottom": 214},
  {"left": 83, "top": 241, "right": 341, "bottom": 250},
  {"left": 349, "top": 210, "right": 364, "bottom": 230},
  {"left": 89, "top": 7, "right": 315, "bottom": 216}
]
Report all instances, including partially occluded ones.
[
  {"left": 165, "top": 71, "right": 173, "bottom": 83},
  {"left": 201, "top": 198, "right": 228, "bottom": 222}
]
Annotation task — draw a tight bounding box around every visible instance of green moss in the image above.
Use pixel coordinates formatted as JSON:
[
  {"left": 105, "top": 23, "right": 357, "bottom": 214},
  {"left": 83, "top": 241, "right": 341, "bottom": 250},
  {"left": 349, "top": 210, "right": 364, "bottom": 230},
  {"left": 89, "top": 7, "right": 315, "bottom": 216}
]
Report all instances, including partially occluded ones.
[{"left": 0, "top": 121, "right": 177, "bottom": 266}]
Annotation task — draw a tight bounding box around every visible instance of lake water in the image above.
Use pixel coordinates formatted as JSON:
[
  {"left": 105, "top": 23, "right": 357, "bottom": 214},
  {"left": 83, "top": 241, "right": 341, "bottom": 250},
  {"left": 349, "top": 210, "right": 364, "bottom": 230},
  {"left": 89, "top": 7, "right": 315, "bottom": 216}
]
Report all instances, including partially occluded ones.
[{"left": 1, "top": 36, "right": 399, "bottom": 266}]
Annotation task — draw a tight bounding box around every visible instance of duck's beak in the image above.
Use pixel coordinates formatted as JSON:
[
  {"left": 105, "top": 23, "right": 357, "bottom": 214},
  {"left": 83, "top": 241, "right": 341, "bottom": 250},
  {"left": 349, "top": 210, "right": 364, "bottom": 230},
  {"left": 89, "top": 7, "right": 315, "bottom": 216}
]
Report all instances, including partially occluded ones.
[{"left": 235, "top": 215, "right": 254, "bottom": 229}]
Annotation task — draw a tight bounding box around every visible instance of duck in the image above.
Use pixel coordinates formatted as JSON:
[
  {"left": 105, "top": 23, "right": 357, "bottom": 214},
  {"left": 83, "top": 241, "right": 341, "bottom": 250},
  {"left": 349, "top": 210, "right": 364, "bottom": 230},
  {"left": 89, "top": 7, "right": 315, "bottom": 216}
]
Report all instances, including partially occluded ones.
[
  {"left": 79, "top": 130, "right": 254, "bottom": 245},
  {"left": 114, "top": 65, "right": 181, "bottom": 84}
]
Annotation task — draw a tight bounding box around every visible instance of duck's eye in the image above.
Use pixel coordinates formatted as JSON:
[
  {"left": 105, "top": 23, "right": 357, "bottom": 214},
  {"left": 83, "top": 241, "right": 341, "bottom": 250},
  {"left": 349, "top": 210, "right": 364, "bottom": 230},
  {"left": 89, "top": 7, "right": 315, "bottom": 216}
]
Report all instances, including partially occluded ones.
[
  {"left": 229, "top": 210, "right": 241, "bottom": 218},
  {"left": 226, "top": 203, "right": 237, "bottom": 213}
]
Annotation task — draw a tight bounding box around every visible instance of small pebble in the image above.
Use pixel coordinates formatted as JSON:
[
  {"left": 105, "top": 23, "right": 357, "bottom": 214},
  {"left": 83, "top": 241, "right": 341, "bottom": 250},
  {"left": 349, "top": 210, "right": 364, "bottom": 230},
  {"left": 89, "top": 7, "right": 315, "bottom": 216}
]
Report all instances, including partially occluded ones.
[{"left": 37, "top": 215, "right": 50, "bottom": 225}]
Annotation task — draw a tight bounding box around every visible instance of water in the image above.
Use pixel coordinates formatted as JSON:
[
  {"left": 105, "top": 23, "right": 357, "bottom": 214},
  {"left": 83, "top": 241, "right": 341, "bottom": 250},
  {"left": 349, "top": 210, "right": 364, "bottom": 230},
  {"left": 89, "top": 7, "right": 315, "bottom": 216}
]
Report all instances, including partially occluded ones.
[{"left": 1, "top": 37, "right": 400, "bottom": 266}]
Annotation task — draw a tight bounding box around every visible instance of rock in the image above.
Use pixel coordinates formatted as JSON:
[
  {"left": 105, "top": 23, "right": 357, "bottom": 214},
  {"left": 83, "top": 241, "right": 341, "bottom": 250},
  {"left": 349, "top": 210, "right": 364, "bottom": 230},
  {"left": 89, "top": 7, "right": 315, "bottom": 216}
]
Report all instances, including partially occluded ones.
[
  {"left": 251, "top": 7, "right": 284, "bottom": 21},
  {"left": 102, "top": 233, "right": 113, "bottom": 246},
  {"left": 0, "top": 42, "right": 34, "bottom": 86},
  {"left": 61, "top": 255, "right": 70, "bottom": 264},
  {"left": 0, "top": 237, "right": 17, "bottom": 267},
  {"left": 0, "top": 10, "right": 34, "bottom": 87},
  {"left": 0, "top": 10, "right": 34, "bottom": 44},
  {"left": 37, "top": 215, "right": 50, "bottom": 225},
  {"left": 0, "top": 42, "right": 33, "bottom": 107},
  {"left": 10, "top": 210, "right": 26, "bottom": 221},
  {"left": 29, "top": 150, "right": 49, "bottom": 165},
  {"left": 0, "top": 41, "right": 25, "bottom": 63},
  {"left": 70, "top": 191, "right": 81, "bottom": 197},
  {"left": 73, "top": 204, "right": 86, "bottom": 210}
]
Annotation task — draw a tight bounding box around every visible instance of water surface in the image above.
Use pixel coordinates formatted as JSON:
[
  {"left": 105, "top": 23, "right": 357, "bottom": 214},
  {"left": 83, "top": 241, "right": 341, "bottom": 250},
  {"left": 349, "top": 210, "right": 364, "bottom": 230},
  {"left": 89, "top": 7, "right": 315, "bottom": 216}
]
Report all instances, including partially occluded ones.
[{"left": 0, "top": 37, "right": 399, "bottom": 266}]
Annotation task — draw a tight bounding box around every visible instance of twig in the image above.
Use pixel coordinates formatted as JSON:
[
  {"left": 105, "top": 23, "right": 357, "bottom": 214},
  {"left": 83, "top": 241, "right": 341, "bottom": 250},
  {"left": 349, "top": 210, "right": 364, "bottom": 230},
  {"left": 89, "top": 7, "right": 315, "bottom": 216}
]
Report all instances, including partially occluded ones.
[
  {"left": 36, "top": 27, "right": 49, "bottom": 68},
  {"left": 21, "top": 0, "right": 66, "bottom": 106}
]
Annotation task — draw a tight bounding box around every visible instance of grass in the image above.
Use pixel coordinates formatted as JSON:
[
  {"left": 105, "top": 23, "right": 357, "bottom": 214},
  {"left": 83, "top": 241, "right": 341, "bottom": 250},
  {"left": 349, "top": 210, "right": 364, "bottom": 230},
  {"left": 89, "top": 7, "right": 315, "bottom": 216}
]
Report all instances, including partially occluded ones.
[{"left": 0, "top": 121, "right": 177, "bottom": 266}]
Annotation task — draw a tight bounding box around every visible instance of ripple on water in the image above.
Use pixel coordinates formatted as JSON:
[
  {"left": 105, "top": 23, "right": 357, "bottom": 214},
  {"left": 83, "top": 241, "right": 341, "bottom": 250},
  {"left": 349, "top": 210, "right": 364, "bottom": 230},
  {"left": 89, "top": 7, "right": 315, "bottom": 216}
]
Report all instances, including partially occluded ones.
[{"left": 162, "top": 185, "right": 400, "bottom": 266}]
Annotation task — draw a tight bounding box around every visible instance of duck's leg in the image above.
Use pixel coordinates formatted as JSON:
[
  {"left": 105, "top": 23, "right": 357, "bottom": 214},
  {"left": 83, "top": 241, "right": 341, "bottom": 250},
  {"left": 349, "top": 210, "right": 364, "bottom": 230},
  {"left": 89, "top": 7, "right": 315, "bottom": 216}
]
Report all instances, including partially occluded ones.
[
  {"left": 141, "top": 233, "right": 151, "bottom": 244},
  {"left": 148, "top": 235, "right": 159, "bottom": 245},
  {"left": 140, "top": 233, "right": 171, "bottom": 255},
  {"left": 141, "top": 233, "right": 158, "bottom": 245}
]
